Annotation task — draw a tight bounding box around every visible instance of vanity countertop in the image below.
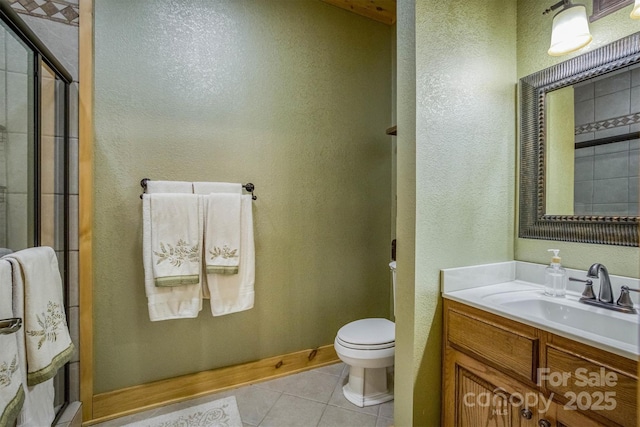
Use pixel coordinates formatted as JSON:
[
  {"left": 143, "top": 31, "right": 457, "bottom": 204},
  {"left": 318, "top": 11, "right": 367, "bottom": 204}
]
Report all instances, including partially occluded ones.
[{"left": 441, "top": 261, "right": 640, "bottom": 360}]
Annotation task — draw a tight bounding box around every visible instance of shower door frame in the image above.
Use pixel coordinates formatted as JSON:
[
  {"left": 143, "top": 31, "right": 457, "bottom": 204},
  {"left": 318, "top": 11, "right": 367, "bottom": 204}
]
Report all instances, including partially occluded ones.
[{"left": 0, "top": 1, "right": 73, "bottom": 421}]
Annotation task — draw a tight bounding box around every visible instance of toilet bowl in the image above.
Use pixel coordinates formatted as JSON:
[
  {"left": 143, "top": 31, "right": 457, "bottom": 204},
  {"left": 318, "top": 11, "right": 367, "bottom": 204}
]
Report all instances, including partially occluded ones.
[{"left": 333, "top": 262, "right": 396, "bottom": 407}]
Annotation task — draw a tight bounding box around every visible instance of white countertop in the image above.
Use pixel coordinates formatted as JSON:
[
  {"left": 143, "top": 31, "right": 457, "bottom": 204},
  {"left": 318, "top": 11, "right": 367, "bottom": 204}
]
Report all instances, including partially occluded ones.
[{"left": 441, "top": 261, "right": 640, "bottom": 360}]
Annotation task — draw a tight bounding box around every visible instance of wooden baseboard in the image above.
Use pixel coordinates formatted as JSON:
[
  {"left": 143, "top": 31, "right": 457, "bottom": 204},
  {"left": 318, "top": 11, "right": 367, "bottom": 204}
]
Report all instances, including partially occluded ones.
[{"left": 87, "top": 344, "right": 339, "bottom": 424}]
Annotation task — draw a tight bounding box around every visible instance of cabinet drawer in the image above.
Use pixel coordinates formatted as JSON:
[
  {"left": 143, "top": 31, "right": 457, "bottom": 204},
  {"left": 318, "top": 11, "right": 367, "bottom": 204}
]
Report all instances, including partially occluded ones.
[
  {"left": 545, "top": 345, "right": 637, "bottom": 427},
  {"left": 447, "top": 306, "right": 538, "bottom": 383}
]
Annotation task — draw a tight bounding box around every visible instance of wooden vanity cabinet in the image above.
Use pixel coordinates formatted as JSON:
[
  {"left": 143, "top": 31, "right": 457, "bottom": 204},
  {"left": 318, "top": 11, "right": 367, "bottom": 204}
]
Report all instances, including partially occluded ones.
[{"left": 443, "top": 299, "right": 638, "bottom": 427}]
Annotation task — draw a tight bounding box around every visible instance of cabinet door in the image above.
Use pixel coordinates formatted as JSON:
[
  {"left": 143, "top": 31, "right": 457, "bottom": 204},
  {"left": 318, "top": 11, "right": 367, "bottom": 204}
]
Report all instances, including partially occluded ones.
[
  {"left": 457, "top": 367, "right": 538, "bottom": 427},
  {"left": 553, "top": 403, "right": 608, "bottom": 427},
  {"left": 445, "top": 349, "right": 540, "bottom": 427}
]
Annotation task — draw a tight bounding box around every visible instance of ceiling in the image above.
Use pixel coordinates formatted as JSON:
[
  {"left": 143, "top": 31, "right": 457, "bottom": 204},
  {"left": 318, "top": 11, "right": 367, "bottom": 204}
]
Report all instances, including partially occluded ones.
[{"left": 320, "top": 0, "right": 396, "bottom": 25}]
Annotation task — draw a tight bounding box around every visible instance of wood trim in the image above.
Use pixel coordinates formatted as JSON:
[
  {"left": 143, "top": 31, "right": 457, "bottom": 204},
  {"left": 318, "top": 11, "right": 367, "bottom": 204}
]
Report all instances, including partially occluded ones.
[
  {"left": 78, "top": 0, "right": 94, "bottom": 421},
  {"left": 319, "top": 0, "right": 396, "bottom": 25},
  {"left": 86, "top": 344, "right": 339, "bottom": 425}
]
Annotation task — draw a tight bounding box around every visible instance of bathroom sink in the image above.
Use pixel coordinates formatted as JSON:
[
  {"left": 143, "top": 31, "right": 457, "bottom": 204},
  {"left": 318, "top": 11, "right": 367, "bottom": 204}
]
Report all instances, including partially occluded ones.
[{"left": 480, "top": 289, "right": 639, "bottom": 351}]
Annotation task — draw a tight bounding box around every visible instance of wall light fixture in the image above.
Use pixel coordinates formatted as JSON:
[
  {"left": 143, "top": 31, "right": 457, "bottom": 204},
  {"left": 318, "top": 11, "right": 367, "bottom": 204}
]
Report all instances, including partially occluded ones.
[{"left": 544, "top": 0, "right": 593, "bottom": 56}]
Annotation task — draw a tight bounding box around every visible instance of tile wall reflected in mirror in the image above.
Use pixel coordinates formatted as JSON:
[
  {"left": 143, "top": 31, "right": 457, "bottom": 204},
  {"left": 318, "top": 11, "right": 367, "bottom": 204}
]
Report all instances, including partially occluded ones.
[{"left": 573, "top": 64, "right": 640, "bottom": 216}]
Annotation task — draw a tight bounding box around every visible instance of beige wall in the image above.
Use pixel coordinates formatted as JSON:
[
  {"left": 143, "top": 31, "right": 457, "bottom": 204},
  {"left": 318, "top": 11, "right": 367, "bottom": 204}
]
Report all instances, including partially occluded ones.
[
  {"left": 92, "top": 0, "right": 392, "bottom": 393},
  {"left": 396, "top": 0, "right": 517, "bottom": 424},
  {"left": 516, "top": 1, "right": 640, "bottom": 277}
]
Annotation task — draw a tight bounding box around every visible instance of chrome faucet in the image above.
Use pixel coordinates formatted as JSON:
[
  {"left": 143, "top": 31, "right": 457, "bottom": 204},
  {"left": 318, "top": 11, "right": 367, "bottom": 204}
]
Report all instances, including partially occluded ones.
[
  {"left": 586, "top": 263, "right": 613, "bottom": 303},
  {"left": 569, "top": 263, "right": 637, "bottom": 314}
]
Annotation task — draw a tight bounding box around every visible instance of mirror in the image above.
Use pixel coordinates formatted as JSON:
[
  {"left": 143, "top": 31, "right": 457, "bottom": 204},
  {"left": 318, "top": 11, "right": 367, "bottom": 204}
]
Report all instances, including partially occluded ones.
[{"left": 519, "top": 31, "right": 640, "bottom": 247}]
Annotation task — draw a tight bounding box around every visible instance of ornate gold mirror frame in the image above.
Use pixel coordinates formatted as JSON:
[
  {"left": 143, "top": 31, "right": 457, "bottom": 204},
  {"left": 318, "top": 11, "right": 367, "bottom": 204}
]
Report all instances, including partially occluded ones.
[{"left": 519, "top": 31, "right": 640, "bottom": 247}]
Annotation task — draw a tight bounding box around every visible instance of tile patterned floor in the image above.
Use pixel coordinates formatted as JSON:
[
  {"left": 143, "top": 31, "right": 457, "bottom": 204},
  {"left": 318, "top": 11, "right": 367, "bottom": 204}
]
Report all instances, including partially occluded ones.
[{"left": 93, "top": 362, "right": 394, "bottom": 427}]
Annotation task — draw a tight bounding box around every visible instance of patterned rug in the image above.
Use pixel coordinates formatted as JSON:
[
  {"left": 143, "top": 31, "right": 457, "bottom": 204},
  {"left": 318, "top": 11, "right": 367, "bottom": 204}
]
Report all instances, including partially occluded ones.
[{"left": 123, "top": 396, "right": 242, "bottom": 427}]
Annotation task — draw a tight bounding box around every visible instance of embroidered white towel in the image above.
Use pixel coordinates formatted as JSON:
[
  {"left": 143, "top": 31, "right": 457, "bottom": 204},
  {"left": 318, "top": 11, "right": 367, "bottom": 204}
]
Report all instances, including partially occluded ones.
[
  {"left": 6, "top": 247, "right": 74, "bottom": 387},
  {"left": 194, "top": 182, "right": 242, "bottom": 299},
  {"left": 205, "top": 194, "right": 241, "bottom": 275},
  {"left": 3, "top": 246, "right": 75, "bottom": 386},
  {"left": 143, "top": 195, "right": 203, "bottom": 321},
  {"left": 149, "top": 194, "right": 202, "bottom": 287},
  {"left": 0, "top": 260, "right": 25, "bottom": 427},
  {"left": 7, "top": 253, "right": 56, "bottom": 427},
  {"left": 207, "top": 195, "right": 255, "bottom": 316}
]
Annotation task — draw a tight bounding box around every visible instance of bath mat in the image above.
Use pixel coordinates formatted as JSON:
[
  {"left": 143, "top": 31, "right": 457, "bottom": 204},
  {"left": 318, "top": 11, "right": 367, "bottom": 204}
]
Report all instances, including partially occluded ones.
[{"left": 122, "top": 395, "right": 242, "bottom": 427}]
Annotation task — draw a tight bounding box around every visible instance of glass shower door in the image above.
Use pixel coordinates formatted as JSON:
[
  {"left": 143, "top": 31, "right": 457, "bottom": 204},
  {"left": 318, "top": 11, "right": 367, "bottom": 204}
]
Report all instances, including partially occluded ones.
[
  {"left": 40, "top": 60, "right": 69, "bottom": 416},
  {"left": 0, "top": 18, "right": 35, "bottom": 252},
  {"left": 0, "top": 12, "right": 71, "bottom": 421}
]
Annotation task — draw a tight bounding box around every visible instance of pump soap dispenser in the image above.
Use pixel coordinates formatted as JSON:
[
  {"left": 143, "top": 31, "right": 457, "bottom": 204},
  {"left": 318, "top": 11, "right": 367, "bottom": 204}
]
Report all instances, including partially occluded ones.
[{"left": 544, "top": 249, "right": 566, "bottom": 297}]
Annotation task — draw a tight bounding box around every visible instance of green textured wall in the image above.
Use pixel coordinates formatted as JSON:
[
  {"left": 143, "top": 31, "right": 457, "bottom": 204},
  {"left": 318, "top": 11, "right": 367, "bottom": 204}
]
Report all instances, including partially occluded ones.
[
  {"left": 394, "top": 2, "right": 416, "bottom": 426},
  {"left": 516, "top": 1, "right": 640, "bottom": 277},
  {"left": 93, "top": 0, "right": 392, "bottom": 393},
  {"left": 546, "top": 86, "right": 575, "bottom": 215},
  {"left": 396, "top": 1, "right": 517, "bottom": 425}
]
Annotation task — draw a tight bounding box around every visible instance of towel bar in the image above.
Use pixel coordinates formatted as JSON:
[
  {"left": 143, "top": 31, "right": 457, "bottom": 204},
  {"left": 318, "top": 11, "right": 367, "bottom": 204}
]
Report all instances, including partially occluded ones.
[
  {"left": 140, "top": 178, "right": 257, "bottom": 200},
  {"left": 0, "top": 317, "right": 22, "bottom": 335}
]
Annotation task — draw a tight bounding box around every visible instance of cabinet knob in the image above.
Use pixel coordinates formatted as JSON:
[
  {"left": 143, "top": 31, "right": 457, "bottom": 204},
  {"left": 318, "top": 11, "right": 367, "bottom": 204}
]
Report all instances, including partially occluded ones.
[
  {"left": 538, "top": 420, "right": 551, "bottom": 427},
  {"left": 520, "top": 408, "right": 533, "bottom": 419}
]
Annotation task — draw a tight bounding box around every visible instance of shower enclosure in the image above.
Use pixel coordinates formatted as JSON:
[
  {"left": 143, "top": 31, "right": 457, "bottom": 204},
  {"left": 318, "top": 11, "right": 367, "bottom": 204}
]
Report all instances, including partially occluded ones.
[{"left": 0, "top": 1, "right": 72, "bottom": 421}]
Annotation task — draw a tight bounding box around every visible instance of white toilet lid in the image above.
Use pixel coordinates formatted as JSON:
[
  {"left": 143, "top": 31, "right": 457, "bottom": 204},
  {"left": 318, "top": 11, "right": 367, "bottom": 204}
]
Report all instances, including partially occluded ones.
[{"left": 337, "top": 318, "right": 395, "bottom": 346}]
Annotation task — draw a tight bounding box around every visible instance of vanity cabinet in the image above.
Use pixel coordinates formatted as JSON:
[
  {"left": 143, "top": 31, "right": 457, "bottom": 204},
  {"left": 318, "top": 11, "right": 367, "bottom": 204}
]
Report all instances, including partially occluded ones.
[{"left": 443, "top": 299, "right": 638, "bottom": 427}]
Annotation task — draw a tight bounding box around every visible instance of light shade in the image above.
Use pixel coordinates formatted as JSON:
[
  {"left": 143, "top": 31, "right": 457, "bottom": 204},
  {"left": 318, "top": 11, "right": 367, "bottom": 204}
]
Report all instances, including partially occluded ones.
[
  {"left": 548, "top": 4, "right": 592, "bottom": 56},
  {"left": 631, "top": 0, "right": 640, "bottom": 19}
]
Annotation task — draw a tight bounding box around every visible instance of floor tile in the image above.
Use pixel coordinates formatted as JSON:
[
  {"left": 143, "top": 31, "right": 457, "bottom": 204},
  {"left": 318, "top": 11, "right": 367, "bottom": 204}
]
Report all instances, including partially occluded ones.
[
  {"left": 234, "top": 385, "right": 282, "bottom": 426},
  {"left": 256, "top": 370, "right": 340, "bottom": 404},
  {"left": 314, "top": 362, "right": 346, "bottom": 377},
  {"left": 327, "top": 377, "right": 379, "bottom": 416},
  {"left": 318, "top": 405, "right": 378, "bottom": 427},
  {"left": 378, "top": 400, "right": 393, "bottom": 419},
  {"left": 90, "top": 365, "right": 394, "bottom": 427},
  {"left": 259, "top": 394, "right": 326, "bottom": 427},
  {"left": 375, "top": 416, "right": 394, "bottom": 427}
]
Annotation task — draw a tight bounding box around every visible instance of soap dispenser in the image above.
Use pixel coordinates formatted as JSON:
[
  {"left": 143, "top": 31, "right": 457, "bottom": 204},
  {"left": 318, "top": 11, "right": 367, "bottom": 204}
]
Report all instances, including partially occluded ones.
[{"left": 544, "top": 249, "right": 566, "bottom": 297}]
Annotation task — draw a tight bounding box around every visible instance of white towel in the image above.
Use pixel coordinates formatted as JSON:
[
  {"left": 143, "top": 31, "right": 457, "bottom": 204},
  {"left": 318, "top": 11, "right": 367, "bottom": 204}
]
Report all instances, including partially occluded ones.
[
  {"left": 146, "top": 180, "right": 193, "bottom": 194},
  {"left": 205, "top": 194, "right": 241, "bottom": 275},
  {"left": 207, "top": 195, "right": 255, "bottom": 316},
  {"left": 193, "top": 182, "right": 242, "bottom": 195},
  {"left": 15, "top": 379, "right": 54, "bottom": 427},
  {"left": 143, "top": 195, "right": 203, "bottom": 321},
  {"left": 5, "top": 247, "right": 74, "bottom": 387},
  {"left": 194, "top": 183, "right": 242, "bottom": 299},
  {"left": 0, "top": 260, "right": 25, "bottom": 427},
  {"left": 149, "top": 194, "right": 202, "bottom": 287}
]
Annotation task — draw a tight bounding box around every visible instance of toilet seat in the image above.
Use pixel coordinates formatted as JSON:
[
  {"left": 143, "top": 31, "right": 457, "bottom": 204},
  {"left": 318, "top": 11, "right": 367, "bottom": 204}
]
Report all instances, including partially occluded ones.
[
  {"left": 336, "top": 318, "right": 395, "bottom": 349},
  {"left": 336, "top": 337, "right": 394, "bottom": 351}
]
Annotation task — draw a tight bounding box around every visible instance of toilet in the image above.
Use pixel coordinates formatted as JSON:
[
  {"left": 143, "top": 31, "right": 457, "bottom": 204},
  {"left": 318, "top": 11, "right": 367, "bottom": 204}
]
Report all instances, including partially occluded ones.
[{"left": 333, "top": 261, "right": 396, "bottom": 407}]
